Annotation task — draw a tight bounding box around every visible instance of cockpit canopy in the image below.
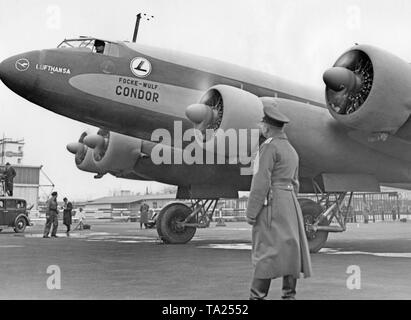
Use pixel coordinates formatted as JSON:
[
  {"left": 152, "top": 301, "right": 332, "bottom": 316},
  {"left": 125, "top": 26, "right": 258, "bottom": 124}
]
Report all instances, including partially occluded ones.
[{"left": 57, "top": 37, "right": 121, "bottom": 57}]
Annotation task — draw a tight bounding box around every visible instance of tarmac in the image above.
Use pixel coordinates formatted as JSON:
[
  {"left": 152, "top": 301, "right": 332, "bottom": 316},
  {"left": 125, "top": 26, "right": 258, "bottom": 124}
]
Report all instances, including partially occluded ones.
[{"left": 1, "top": 220, "right": 411, "bottom": 300}]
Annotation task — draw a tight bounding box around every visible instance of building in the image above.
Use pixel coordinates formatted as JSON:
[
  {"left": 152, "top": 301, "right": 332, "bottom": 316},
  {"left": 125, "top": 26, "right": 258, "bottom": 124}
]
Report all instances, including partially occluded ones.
[
  {"left": 82, "top": 194, "right": 177, "bottom": 218},
  {"left": 0, "top": 137, "right": 24, "bottom": 165},
  {"left": 0, "top": 136, "right": 42, "bottom": 210}
]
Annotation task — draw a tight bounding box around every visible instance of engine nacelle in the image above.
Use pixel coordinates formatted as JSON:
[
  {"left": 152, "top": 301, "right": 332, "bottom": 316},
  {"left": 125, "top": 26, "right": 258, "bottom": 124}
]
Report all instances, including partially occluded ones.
[
  {"left": 87, "top": 129, "right": 142, "bottom": 173},
  {"left": 324, "top": 45, "right": 411, "bottom": 134},
  {"left": 185, "top": 85, "right": 263, "bottom": 160},
  {"left": 82, "top": 129, "right": 157, "bottom": 174}
]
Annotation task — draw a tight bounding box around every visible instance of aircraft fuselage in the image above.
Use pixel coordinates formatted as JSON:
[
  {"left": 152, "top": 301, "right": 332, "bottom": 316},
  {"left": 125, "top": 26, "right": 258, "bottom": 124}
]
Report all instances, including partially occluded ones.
[{"left": 1, "top": 39, "right": 411, "bottom": 192}]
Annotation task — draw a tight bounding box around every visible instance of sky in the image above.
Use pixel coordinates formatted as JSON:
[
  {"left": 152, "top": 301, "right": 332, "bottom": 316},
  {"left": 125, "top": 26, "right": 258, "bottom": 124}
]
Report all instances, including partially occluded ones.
[{"left": 1, "top": 0, "right": 411, "bottom": 201}]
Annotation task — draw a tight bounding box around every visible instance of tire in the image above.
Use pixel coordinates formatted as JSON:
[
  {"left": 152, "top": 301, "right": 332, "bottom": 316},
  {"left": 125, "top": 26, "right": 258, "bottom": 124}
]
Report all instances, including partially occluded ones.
[
  {"left": 14, "top": 216, "right": 27, "bottom": 233},
  {"left": 298, "top": 198, "right": 329, "bottom": 254},
  {"left": 156, "top": 203, "right": 196, "bottom": 244}
]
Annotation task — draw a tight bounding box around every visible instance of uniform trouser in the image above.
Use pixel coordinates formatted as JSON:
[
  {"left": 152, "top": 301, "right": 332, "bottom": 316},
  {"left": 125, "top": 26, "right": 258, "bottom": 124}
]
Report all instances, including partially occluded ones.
[
  {"left": 43, "top": 212, "right": 58, "bottom": 236},
  {"left": 250, "top": 276, "right": 297, "bottom": 300},
  {"left": 5, "top": 182, "right": 13, "bottom": 196}
]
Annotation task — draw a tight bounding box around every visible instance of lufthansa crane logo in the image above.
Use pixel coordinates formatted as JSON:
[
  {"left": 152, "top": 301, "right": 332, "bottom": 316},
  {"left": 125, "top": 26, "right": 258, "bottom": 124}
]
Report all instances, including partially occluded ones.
[
  {"left": 130, "top": 57, "right": 152, "bottom": 78},
  {"left": 15, "top": 58, "right": 30, "bottom": 72}
]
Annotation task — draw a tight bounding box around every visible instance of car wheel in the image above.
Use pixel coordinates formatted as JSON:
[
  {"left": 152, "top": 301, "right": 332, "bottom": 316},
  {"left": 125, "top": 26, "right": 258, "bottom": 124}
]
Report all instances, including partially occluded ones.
[{"left": 14, "top": 216, "right": 27, "bottom": 233}]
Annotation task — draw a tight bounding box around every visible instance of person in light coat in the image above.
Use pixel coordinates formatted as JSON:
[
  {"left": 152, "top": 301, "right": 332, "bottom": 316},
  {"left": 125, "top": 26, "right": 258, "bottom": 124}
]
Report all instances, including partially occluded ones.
[{"left": 246, "top": 102, "right": 312, "bottom": 300}]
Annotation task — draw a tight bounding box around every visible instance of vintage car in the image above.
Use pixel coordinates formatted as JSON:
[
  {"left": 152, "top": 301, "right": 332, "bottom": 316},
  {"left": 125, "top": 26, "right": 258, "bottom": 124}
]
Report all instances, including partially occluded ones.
[{"left": 0, "top": 197, "right": 31, "bottom": 233}]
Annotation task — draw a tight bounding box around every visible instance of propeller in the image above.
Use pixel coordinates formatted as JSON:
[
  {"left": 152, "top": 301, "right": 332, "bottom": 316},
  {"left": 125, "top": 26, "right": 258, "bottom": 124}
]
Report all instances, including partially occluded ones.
[
  {"left": 185, "top": 89, "right": 224, "bottom": 132},
  {"left": 185, "top": 103, "right": 218, "bottom": 126},
  {"left": 66, "top": 142, "right": 84, "bottom": 154},
  {"left": 67, "top": 132, "right": 89, "bottom": 166},
  {"left": 323, "top": 50, "right": 374, "bottom": 115},
  {"left": 323, "top": 67, "right": 362, "bottom": 92}
]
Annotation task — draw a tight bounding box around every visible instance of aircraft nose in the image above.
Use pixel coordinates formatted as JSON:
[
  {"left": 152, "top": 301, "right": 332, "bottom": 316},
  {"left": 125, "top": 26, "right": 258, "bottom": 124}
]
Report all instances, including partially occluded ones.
[
  {"left": 0, "top": 58, "right": 8, "bottom": 82},
  {"left": 0, "top": 51, "right": 39, "bottom": 94}
]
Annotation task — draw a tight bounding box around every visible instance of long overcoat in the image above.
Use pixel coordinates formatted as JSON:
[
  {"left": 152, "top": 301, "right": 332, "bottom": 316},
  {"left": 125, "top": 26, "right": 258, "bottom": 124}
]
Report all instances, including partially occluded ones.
[
  {"left": 63, "top": 202, "right": 73, "bottom": 226},
  {"left": 246, "top": 133, "right": 312, "bottom": 279},
  {"left": 140, "top": 204, "right": 149, "bottom": 224}
]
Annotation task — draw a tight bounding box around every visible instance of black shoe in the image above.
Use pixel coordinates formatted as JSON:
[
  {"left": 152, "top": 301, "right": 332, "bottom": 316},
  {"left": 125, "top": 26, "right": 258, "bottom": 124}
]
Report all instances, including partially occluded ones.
[
  {"left": 43, "top": 235, "right": 50, "bottom": 238},
  {"left": 51, "top": 235, "right": 58, "bottom": 238}
]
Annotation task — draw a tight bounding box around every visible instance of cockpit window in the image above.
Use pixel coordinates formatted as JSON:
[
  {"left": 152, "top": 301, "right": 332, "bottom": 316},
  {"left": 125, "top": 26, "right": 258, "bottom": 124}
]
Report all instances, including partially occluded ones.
[
  {"left": 58, "top": 38, "right": 95, "bottom": 51},
  {"left": 58, "top": 38, "right": 120, "bottom": 57},
  {"left": 101, "top": 42, "right": 120, "bottom": 57}
]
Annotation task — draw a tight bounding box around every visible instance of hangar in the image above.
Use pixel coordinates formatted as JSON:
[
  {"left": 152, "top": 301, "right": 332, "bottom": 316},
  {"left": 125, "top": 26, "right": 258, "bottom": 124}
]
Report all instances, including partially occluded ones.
[{"left": 82, "top": 193, "right": 177, "bottom": 218}]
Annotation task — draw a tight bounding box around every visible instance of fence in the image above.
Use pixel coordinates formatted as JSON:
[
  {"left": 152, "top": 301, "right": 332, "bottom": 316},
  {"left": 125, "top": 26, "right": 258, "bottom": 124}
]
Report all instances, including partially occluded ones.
[{"left": 215, "top": 192, "right": 411, "bottom": 223}]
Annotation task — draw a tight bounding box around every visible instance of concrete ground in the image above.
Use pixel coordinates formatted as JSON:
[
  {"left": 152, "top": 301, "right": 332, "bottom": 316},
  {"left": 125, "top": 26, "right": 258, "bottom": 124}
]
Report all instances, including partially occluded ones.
[{"left": 1, "top": 220, "right": 411, "bottom": 300}]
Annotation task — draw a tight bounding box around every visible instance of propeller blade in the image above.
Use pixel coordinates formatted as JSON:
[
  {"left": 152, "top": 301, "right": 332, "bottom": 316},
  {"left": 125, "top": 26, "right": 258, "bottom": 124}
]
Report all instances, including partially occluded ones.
[{"left": 83, "top": 134, "right": 105, "bottom": 149}]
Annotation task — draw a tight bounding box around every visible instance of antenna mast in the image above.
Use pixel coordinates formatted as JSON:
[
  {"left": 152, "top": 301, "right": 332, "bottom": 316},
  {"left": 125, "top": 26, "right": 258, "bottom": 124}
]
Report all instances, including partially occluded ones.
[{"left": 132, "top": 13, "right": 154, "bottom": 42}]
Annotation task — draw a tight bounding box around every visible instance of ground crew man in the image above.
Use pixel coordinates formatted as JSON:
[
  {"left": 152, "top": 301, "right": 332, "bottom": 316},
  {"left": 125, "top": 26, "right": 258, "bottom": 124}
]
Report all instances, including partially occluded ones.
[
  {"left": 140, "top": 203, "right": 149, "bottom": 229},
  {"left": 62, "top": 197, "right": 73, "bottom": 234},
  {"left": 43, "top": 191, "right": 59, "bottom": 238},
  {"left": 246, "top": 101, "right": 312, "bottom": 300},
  {"left": 2, "top": 163, "right": 16, "bottom": 196}
]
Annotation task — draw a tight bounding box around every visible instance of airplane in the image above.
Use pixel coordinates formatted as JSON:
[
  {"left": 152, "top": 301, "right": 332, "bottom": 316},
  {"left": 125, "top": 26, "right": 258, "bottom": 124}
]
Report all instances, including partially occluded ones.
[{"left": 1, "top": 35, "right": 411, "bottom": 253}]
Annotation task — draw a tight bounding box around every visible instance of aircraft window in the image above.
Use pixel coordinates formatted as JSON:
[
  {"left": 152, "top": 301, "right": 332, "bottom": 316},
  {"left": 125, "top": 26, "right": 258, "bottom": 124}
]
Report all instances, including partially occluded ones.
[
  {"left": 93, "top": 40, "right": 120, "bottom": 57},
  {"left": 58, "top": 39, "right": 95, "bottom": 51},
  {"left": 103, "top": 43, "right": 120, "bottom": 57},
  {"left": 58, "top": 38, "right": 120, "bottom": 57}
]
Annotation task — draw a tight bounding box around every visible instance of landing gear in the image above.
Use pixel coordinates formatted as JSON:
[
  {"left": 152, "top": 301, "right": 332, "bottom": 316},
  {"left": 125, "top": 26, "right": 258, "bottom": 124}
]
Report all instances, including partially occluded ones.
[
  {"left": 156, "top": 199, "right": 219, "bottom": 244},
  {"left": 300, "top": 192, "right": 353, "bottom": 253},
  {"left": 299, "top": 199, "right": 329, "bottom": 253}
]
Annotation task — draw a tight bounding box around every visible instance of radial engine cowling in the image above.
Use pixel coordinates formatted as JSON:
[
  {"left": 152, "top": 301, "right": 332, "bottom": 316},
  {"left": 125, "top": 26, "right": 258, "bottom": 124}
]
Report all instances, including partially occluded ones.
[
  {"left": 323, "top": 45, "right": 411, "bottom": 134},
  {"left": 83, "top": 129, "right": 151, "bottom": 174},
  {"left": 185, "top": 85, "right": 263, "bottom": 160}
]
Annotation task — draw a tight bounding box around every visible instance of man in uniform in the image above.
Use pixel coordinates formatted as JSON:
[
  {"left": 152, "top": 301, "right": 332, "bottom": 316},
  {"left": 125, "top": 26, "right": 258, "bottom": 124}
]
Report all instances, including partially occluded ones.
[
  {"left": 43, "top": 191, "right": 59, "bottom": 238},
  {"left": 246, "top": 101, "right": 312, "bottom": 300},
  {"left": 2, "top": 163, "right": 16, "bottom": 196}
]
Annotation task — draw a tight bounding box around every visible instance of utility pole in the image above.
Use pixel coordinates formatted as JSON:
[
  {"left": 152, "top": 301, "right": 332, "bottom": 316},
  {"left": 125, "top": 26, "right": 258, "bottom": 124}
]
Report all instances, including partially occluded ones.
[{"left": 132, "top": 12, "right": 154, "bottom": 42}]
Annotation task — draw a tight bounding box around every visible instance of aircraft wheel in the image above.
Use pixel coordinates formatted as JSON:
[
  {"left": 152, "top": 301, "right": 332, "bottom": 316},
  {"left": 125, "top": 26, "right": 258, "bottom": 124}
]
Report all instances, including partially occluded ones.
[
  {"left": 156, "top": 203, "right": 196, "bottom": 244},
  {"left": 14, "top": 216, "right": 27, "bottom": 233},
  {"left": 298, "top": 198, "right": 329, "bottom": 253}
]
